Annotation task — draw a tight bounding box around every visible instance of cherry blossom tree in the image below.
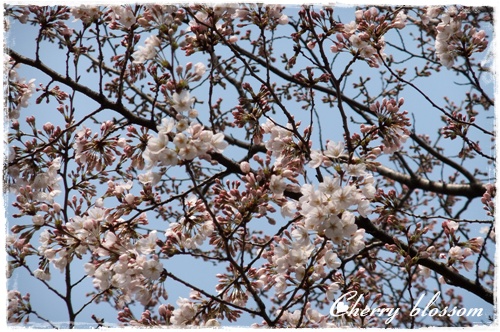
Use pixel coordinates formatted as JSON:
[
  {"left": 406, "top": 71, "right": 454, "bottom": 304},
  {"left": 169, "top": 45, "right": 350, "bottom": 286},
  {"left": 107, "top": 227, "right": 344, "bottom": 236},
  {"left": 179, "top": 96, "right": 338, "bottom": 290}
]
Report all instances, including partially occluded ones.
[{"left": 4, "top": 3, "right": 495, "bottom": 328}]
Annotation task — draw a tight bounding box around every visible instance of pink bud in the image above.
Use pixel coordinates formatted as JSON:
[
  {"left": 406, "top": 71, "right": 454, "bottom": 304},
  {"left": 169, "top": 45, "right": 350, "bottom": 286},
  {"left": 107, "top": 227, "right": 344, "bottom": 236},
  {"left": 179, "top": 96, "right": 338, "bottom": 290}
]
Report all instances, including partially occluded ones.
[
  {"left": 355, "top": 10, "right": 363, "bottom": 20},
  {"left": 125, "top": 193, "right": 135, "bottom": 205},
  {"left": 83, "top": 219, "right": 97, "bottom": 230},
  {"left": 158, "top": 304, "right": 168, "bottom": 317},
  {"left": 240, "top": 161, "right": 251, "bottom": 173},
  {"left": 137, "top": 17, "right": 150, "bottom": 27},
  {"left": 43, "top": 122, "right": 54, "bottom": 132},
  {"left": 53, "top": 203, "right": 61, "bottom": 213}
]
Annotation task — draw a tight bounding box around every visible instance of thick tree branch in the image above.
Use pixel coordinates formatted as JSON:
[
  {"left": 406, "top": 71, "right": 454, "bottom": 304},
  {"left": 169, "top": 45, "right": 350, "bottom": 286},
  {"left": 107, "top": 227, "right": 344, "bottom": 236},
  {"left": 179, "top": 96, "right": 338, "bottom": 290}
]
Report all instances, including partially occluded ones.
[
  {"left": 375, "top": 164, "right": 486, "bottom": 199},
  {"left": 8, "top": 49, "right": 157, "bottom": 132},
  {"left": 355, "top": 216, "right": 494, "bottom": 305}
]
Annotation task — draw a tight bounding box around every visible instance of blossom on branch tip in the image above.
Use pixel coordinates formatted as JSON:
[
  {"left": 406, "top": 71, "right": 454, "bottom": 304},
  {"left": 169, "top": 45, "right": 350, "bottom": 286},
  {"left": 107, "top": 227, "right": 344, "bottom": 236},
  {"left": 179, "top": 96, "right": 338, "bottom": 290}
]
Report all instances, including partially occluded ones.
[
  {"left": 132, "top": 35, "right": 161, "bottom": 63},
  {"left": 141, "top": 259, "right": 163, "bottom": 280},
  {"left": 391, "top": 11, "right": 407, "bottom": 29},
  {"left": 7, "top": 60, "right": 36, "bottom": 118},
  {"left": 270, "top": 174, "right": 287, "bottom": 198},
  {"left": 138, "top": 171, "right": 161, "bottom": 186},
  {"left": 308, "top": 150, "right": 324, "bottom": 168},
  {"left": 433, "top": 6, "right": 488, "bottom": 69},
  {"left": 34, "top": 269, "right": 51, "bottom": 281},
  {"left": 324, "top": 141, "right": 345, "bottom": 159},
  {"left": 194, "top": 62, "right": 206, "bottom": 78},
  {"left": 70, "top": 5, "right": 101, "bottom": 24},
  {"left": 171, "top": 297, "right": 197, "bottom": 326},
  {"left": 323, "top": 251, "right": 341, "bottom": 269},
  {"left": 172, "top": 90, "right": 195, "bottom": 113}
]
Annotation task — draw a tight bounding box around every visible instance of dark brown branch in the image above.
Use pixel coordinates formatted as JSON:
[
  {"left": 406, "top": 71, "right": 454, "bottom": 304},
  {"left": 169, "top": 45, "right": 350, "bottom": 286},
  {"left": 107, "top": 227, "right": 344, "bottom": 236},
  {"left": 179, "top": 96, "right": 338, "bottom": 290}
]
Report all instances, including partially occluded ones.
[
  {"left": 375, "top": 164, "right": 486, "bottom": 199},
  {"left": 8, "top": 49, "right": 157, "bottom": 132},
  {"left": 355, "top": 216, "right": 494, "bottom": 304}
]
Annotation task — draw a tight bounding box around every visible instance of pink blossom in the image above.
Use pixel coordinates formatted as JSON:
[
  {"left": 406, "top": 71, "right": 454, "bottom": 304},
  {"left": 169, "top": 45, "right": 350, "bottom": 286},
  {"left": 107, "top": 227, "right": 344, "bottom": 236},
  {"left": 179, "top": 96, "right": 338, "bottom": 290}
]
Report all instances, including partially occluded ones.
[
  {"left": 34, "top": 269, "right": 51, "bottom": 281},
  {"left": 324, "top": 141, "right": 345, "bottom": 159},
  {"left": 240, "top": 161, "right": 251, "bottom": 173},
  {"left": 324, "top": 251, "right": 341, "bottom": 269},
  {"left": 270, "top": 175, "right": 287, "bottom": 197},
  {"left": 32, "top": 214, "right": 45, "bottom": 226},
  {"left": 142, "top": 259, "right": 163, "bottom": 280},
  {"left": 171, "top": 297, "right": 197, "bottom": 326},
  {"left": 448, "top": 246, "right": 463, "bottom": 259},
  {"left": 291, "top": 226, "right": 310, "bottom": 246},
  {"left": 138, "top": 171, "right": 161, "bottom": 186},
  {"left": 348, "top": 229, "right": 365, "bottom": 254},
  {"left": 172, "top": 90, "right": 195, "bottom": 113},
  {"left": 210, "top": 133, "right": 228, "bottom": 152},
  {"left": 392, "top": 11, "right": 407, "bottom": 29},
  {"left": 132, "top": 35, "right": 161, "bottom": 63},
  {"left": 308, "top": 150, "right": 324, "bottom": 168},
  {"left": 418, "top": 265, "right": 431, "bottom": 279},
  {"left": 194, "top": 62, "right": 206, "bottom": 77}
]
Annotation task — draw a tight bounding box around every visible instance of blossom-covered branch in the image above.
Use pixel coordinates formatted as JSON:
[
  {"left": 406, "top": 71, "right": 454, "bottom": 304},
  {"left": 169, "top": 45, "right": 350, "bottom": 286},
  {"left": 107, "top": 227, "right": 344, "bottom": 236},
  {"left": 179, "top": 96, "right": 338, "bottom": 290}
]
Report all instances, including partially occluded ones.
[{"left": 5, "top": 4, "right": 494, "bottom": 329}]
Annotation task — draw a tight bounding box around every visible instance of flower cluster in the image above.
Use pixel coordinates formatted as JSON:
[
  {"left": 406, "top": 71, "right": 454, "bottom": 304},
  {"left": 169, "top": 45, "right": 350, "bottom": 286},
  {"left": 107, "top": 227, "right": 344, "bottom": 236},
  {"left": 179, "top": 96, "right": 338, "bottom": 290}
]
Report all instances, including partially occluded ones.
[
  {"left": 170, "top": 296, "right": 198, "bottom": 325},
  {"left": 420, "top": 6, "right": 442, "bottom": 25},
  {"left": 85, "top": 251, "right": 164, "bottom": 306},
  {"left": 309, "top": 141, "right": 345, "bottom": 168},
  {"left": 183, "top": 4, "right": 288, "bottom": 55},
  {"left": 132, "top": 35, "right": 161, "bottom": 63},
  {"left": 21, "top": 186, "right": 167, "bottom": 307},
  {"left": 260, "top": 119, "right": 308, "bottom": 176},
  {"left": 9, "top": 156, "right": 62, "bottom": 204},
  {"left": 442, "top": 220, "right": 484, "bottom": 272},
  {"left": 481, "top": 184, "right": 495, "bottom": 216},
  {"left": 143, "top": 117, "right": 228, "bottom": 168},
  {"left": 273, "top": 303, "right": 337, "bottom": 328},
  {"left": 259, "top": 113, "right": 374, "bottom": 301},
  {"left": 434, "top": 6, "right": 488, "bottom": 68},
  {"left": 296, "top": 174, "right": 373, "bottom": 238},
  {"left": 235, "top": 4, "right": 289, "bottom": 27},
  {"left": 70, "top": 5, "right": 102, "bottom": 24},
  {"left": 265, "top": 164, "right": 373, "bottom": 301},
  {"left": 6, "top": 57, "right": 36, "bottom": 119},
  {"left": 73, "top": 121, "right": 127, "bottom": 172},
  {"left": 262, "top": 120, "right": 295, "bottom": 158},
  {"left": 164, "top": 196, "right": 215, "bottom": 250},
  {"left": 108, "top": 5, "right": 136, "bottom": 29},
  {"left": 172, "top": 62, "right": 207, "bottom": 85},
  {"left": 183, "top": 6, "right": 237, "bottom": 54},
  {"left": 7, "top": 291, "right": 31, "bottom": 324},
  {"left": 41, "top": 206, "right": 114, "bottom": 262},
  {"left": 87, "top": 230, "right": 165, "bottom": 306},
  {"left": 361, "top": 98, "right": 410, "bottom": 154},
  {"left": 331, "top": 7, "right": 407, "bottom": 67}
]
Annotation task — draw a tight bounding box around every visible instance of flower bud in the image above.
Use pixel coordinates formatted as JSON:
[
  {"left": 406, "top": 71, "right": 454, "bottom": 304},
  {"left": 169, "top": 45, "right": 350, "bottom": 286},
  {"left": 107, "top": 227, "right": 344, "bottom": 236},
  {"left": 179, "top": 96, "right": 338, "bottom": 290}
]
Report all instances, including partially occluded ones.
[{"left": 240, "top": 161, "right": 251, "bottom": 173}]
